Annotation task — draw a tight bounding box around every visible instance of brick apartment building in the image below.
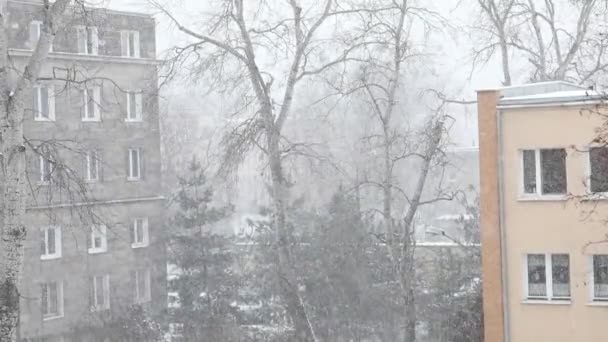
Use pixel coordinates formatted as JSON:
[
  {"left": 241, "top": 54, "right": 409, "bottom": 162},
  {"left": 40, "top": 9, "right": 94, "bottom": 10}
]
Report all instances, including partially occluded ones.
[
  {"left": 4, "top": 1, "right": 165, "bottom": 341},
  {"left": 478, "top": 81, "right": 608, "bottom": 342}
]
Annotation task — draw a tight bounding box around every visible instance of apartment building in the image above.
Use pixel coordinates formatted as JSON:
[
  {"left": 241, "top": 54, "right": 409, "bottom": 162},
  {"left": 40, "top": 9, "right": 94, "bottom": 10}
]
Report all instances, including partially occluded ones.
[
  {"left": 478, "top": 81, "right": 608, "bottom": 342},
  {"left": 5, "top": 1, "right": 165, "bottom": 341}
]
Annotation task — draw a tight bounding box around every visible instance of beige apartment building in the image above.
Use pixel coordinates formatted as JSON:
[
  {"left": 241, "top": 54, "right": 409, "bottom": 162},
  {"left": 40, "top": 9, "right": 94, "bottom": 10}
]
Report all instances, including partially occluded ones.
[{"left": 478, "top": 81, "right": 608, "bottom": 342}]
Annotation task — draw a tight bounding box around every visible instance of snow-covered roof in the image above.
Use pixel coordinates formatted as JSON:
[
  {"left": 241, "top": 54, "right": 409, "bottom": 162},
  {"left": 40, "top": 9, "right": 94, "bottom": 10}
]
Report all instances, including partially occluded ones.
[{"left": 496, "top": 81, "right": 605, "bottom": 107}]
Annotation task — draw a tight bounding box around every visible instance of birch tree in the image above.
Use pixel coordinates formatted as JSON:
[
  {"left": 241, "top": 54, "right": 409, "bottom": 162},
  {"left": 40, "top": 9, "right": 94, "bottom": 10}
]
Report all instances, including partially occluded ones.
[
  {"left": 0, "top": 0, "right": 74, "bottom": 340},
  {"left": 152, "top": 0, "right": 372, "bottom": 340}
]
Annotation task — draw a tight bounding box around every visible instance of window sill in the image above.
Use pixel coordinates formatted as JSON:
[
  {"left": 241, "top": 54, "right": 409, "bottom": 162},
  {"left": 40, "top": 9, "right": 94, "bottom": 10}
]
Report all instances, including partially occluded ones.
[
  {"left": 37, "top": 181, "right": 51, "bottom": 186},
  {"left": 40, "top": 254, "right": 61, "bottom": 261},
  {"left": 43, "top": 314, "right": 64, "bottom": 321},
  {"left": 88, "top": 248, "right": 107, "bottom": 255},
  {"left": 90, "top": 306, "right": 110, "bottom": 312},
  {"left": 125, "top": 119, "right": 143, "bottom": 123},
  {"left": 82, "top": 118, "right": 101, "bottom": 122},
  {"left": 587, "top": 300, "right": 608, "bottom": 306},
  {"left": 581, "top": 193, "right": 608, "bottom": 201},
  {"left": 517, "top": 195, "right": 568, "bottom": 202},
  {"left": 131, "top": 243, "right": 148, "bottom": 249},
  {"left": 522, "top": 299, "right": 571, "bottom": 305},
  {"left": 127, "top": 177, "right": 142, "bottom": 182},
  {"left": 85, "top": 179, "right": 99, "bottom": 184},
  {"left": 34, "top": 118, "right": 55, "bottom": 122}
]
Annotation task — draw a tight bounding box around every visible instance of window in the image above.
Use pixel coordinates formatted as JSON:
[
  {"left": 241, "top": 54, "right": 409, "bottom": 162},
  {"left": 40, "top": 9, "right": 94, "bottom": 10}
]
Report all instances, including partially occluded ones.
[
  {"left": 525, "top": 253, "right": 570, "bottom": 300},
  {"left": 130, "top": 217, "right": 149, "bottom": 248},
  {"left": 41, "top": 226, "right": 62, "bottom": 260},
  {"left": 85, "top": 150, "right": 99, "bottom": 182},
  {"left": 29, "top": 21, "right": 53, "bottom": 51},
  {"left": 126, "top": 91, "right": 142, "bottom": 121},
  {"left": 91, "top": 274, "right": 110, "bottom": 311},
  {"left": 41, "top": 281, "right": 63, "bottom": 319},
  {"left": 32, "top": 85, "right": 55, "bottom": 121},
  {"left": 77, "top": 26, "right": 98, "bottom": 55},
  {"left": 121, "top": 30, "right": 140, "bottom": 58},
  {"left": 589, "top": 147, "right": 608, "bottom": 193},
  {"left": 521, "top": 148, "right": 567, "bottom": 196},
  {"left": 592, "top": 255, "right": 608, "bottom": 301},
  {"left": 128, "top": 148, "right": 142, "bottom": 180},
  {"left": 88, "top": 225, "right": 107, "bottom": 254},
  {"left": 38, "top": 155, "right": 54, "bottom": 184},
  {"left": 81, "top": 87, "right": 101, "bottom": 121},
  {"left": 133, "top": 269, "right": 151, "bottom": 303}
]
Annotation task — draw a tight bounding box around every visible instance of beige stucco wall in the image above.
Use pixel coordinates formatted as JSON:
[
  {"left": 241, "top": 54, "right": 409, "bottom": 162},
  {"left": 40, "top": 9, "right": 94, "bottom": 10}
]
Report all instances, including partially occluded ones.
[{"left": 501, "top": 105, "right": 608, "bottom": 342}]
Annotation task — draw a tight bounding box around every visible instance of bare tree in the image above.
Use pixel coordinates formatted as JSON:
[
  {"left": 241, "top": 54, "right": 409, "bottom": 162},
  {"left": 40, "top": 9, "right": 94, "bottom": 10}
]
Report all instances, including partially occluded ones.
[
  {"left": 473, "top": 0, "right": 608, "bottom": 84},
  {"left": 152, "top": 0, "right": 374, "bottom": 340},
  {"left": 343, "top": 1, "right": 451, "bottom": 340}
]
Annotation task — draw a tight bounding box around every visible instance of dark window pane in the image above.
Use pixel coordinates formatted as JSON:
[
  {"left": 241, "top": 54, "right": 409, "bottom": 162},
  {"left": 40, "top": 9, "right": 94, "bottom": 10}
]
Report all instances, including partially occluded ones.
[
  {"left": 541, "top": 149, "right": 567, "bottom": 194},
  {"left": 594, "top": 255, "right": 608, "bottom": 299},
  {"left": 47, "top": 228, "right": 55, "bottom": 255},
  {"left": 590, "top": 147, "right": 608, "bottom": 193},
  {"left": 528, "top": 254, "right": 546, "bottom": 297},
  {"left": 523, "top": 150, "right": 536, "bottom": 194},
  {"left": 552, "top": 254, "right": 570, "bottom": 297}
]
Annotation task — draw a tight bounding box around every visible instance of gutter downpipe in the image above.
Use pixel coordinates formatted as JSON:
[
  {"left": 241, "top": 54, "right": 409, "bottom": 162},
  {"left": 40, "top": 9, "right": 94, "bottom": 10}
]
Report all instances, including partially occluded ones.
[{"left": 497, "top": 106, "right": 510, "bottom": 342}]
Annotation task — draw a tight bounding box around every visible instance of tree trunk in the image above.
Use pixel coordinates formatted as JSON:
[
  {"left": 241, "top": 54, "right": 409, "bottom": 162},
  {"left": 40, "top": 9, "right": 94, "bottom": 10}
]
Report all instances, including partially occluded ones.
[
  {"left": 266, "top": 113, "right": 316, "bottom": 341},
  {"left": 0, "top": 92, "right": 28, "bottom": 342}
]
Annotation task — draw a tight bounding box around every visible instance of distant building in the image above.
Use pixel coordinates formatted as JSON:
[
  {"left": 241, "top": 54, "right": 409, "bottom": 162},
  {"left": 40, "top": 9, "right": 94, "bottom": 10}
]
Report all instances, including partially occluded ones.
[
  {"left": 6, "top": 1, "right": 165, "bottom": 341},
  {"left": 478, "top": 81, "right": 608, "bottom": 342}
]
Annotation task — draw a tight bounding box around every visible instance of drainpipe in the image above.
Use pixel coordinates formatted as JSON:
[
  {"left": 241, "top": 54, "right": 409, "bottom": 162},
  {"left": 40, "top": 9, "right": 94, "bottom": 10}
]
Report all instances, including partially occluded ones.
[{"left": 497, "top": 107, "right": 510, "bottom": 342}]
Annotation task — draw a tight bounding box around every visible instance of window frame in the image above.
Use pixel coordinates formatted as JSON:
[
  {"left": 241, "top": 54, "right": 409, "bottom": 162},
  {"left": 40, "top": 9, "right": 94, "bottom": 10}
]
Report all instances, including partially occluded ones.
[
  {"left": 85, "top": 150, "right": 100, "bottom": 182},
  {"left": 589, "top": 254, "right": 608, "bottom": 302},
  {"left": 125, "top": 91, "right": 143, "bottom": 122},
  {"left": 127, "top": 148, "right": 142, "bottom": 180},
  {"left": 29, "top": 20, "right": 53, "bottom": 52},
  {"left": 88, "top": 225, "right": 107, "bottom": 254},
  {"left": 523, "top": 253, "right": 571, "bottom": 302},
  {"left": 40, "top": 226, "right": 62, "bottom": 261},
  {"left": 41, "top": 280, "right": 64, "bottom": 320},
  {"left": 120, "top": 30, "right": 140, "bottom": 58},
  {"left": 81, "top": 87, "right": 101, "bottom": 122},
  {"left": 131, "top": 217, "right": 149, "bottom": 248},
  {"left": 38, "top": 154, "right": 54, "bottom": 185},
  {"left": 91, "top": 274, "right": 110, "bottom": 311},
  {"left": 32, "top": 84, "right": 55, "bottom": 121},
  {"left": 77, "top": 26, "right": 98, "bottom": 55},
  {"left": 585, "top": 145, "right": 608, "bottom": 197},
  {"left": 134, "top": 269, "right": 151, "bottom": 303},
  {"left": 519, "top": 148, "right": 568, "bottom": 200}
]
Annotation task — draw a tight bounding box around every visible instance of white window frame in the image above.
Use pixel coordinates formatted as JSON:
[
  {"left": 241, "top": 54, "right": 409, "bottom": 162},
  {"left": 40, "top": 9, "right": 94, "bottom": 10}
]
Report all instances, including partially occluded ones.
[
  {"left": 88, "top": 225, "right": 107, "bottom": 254},
  {"left": 588, "top": 255, "right": 608, "bottom": 302},
  {"left": 523, "top": 253, "right": 571, "bottom": 302},
  {"left": 131, "top": 217, "right": 149, "bottom": 248},
  {"left": 134, "top": 269, "right": 151, "bottom": 303},
  {"left": 121, "top": 30, "right": 140, "bottom": 58},
  {"left": 91, "top": 274, "right": 110, "bottom": 311},
  {"left": 125, "top": 91, "right": 143, "bottom": 122},
  {"left": 38, "top": 154, "right": 54, "bottom": 185},
  {"left": 30, "top": 20, "right": 53, "bottom": 52},
  {"left": 41, "top": 226, "right": 62, "bottom": 260},
  {"left": 82, "top": 87, "right": 101, "bottom": 122},
  {"left": 85, "top": 150, "right": 100, "bottom": 182},
  {"left": 33, "top": 84, "right": 55, "bottom": 121},
  {"left": 77, "top": 26, "right": 98, "bottom": 55},
  {"left": 519, "top": 148, "right": 568, "bottom": 200},
  {"left": 127, "top": 148, "right": 142, "bottom": 180},
  {"left": 42, "top": 280, "right": 64, "bottom": 320}
]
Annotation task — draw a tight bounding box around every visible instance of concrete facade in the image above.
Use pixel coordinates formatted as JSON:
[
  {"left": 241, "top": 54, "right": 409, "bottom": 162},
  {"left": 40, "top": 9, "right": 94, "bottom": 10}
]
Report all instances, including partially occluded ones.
[
  {"left": 5, "top": 1, "right": 165, "bottom": 341},
  {"left": 478, "top": 81, "right": 608, "bottom": 342}
]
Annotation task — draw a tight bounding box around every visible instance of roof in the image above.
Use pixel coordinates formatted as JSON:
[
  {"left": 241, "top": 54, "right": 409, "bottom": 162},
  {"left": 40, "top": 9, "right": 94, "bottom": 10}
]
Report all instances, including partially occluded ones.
[{"left": 492, "top": 81, "right": 605, "bottom": 107}]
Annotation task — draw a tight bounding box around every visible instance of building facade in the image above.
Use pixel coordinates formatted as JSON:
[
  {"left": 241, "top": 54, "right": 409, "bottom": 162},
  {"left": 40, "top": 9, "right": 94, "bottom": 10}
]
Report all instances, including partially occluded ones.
[
  {"left": 478, "top": 81, "right": 608, "bottom": 342},
  {"left": 5, "top": 1, "right": 165, "bottom": 341}
]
